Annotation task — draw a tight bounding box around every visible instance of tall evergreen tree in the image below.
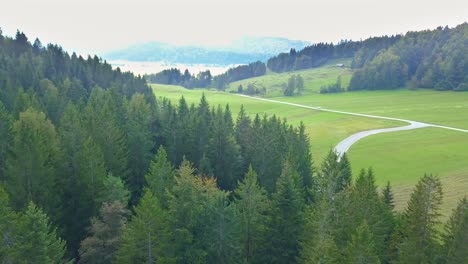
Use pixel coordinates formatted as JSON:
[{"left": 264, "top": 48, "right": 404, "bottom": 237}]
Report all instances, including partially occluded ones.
[
  {"left": 344, "top": 222, "right": 381, "bottom": 264},
  {"left": 398, "top": 174, "right": 443, "bottom": 264},
  {"left": 115, "top": 189, "right": 168, "bottom": 264},
  {"left": 441, "top": 197, "right": 467, "bottom": 263},
  {"left": 267, "top": 160, "right": 305, "bottom": 263},
  {"left": 85, "top": 88, "right": 128, "bottom": 178},
  {"left": 207, "top": 105, "right": 242, "bottom": 190},
  {"left": 234, "top": 166, "right": 271, "bottom": 263},
  {"left": 382, "top": 181, "right": 395, "bottom": 210},
  {"left": 125, "top": 93, "right": 154, "bottom": 204},
  {"left": 12, "top": 202, "right": 69, "bottom": 263},
  {"left": 4, "top": 108, "right": 60, "bottom": 213},
  {"left": 145, "top": 146, "right": 175, "bottom": 208}
]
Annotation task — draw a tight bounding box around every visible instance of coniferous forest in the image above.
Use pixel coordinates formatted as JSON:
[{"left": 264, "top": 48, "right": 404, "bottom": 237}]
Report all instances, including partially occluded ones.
[{"left": 0, "top": 30, "right": 467, "bottom": 264}]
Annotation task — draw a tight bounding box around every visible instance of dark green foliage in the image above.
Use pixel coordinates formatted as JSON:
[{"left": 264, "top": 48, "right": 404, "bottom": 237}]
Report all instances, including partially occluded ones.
[
  {"left": 320, "top": 76, "right": 344, "bottom": 93},
  {"left": 0, "top": 102, "right": 12, "bottom": 181},
  {"left": 398, "top": 174, "right": 443, "bottom": 264},
  {"left": 234, "top": 166, "right": 271, "bottom": 263},
  {"left": 267, "top": 160, "right": 305, "bottom": 263},
  {"left": 441, "top": 197, "right": 468, "bottom": 263},
  {"left": 350, "top": 24, "right": 467, "bottom": 90},
  {"left": 207, "top": 105, "right": 242, "bottom": 190},
  {"left": 125, "top": 93, "right": 154, "bottom": 204},
  {"left": 344, "top": 222, "right": 381, "bottom": 264},
  {"left": 12, "top": 202, "right": 70, "bottom": 263},
  {"left": 4, "top": 108, "right": 60, "bottom": 213},
  {"left": 382, "top": 181, "right": 395, "bottom": 210},
  {"left": 115, "top": 189, "right": 168, "bottom": 264},
  {"left": 145, "top": 146, "right": 175, "bottom": 208}
]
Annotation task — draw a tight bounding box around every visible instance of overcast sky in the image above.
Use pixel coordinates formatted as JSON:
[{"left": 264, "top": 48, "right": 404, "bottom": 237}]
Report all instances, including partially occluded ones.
[{"left": 1, "top": 0, "right": 466, "bottom": 55}]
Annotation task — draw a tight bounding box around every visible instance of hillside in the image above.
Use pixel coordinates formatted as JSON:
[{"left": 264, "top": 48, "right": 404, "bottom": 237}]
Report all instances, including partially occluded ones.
[{"left": 103, "top": 36, "right": 311, "bottom": 66}]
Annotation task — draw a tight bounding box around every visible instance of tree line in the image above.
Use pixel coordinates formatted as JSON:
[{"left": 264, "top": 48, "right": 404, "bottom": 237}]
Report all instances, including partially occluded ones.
[
  {"left": 148, "top": 23, "right": 466, "bottom": 92},
  {"left": 0, "top": 29, "right": 467, "bottom": 263}
]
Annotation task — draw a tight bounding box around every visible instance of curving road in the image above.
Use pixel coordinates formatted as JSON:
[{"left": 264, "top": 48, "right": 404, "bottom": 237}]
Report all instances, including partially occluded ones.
[{"left": 235, "top": 94, "right": 468, "bottom": 158}]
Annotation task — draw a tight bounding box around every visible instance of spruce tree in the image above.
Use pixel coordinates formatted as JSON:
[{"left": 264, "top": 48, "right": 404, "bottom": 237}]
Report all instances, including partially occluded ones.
[
  {"left": 234, "top": 166, "right": 271, "bottom": 263},
  {"left": 125, "top": 93, "right": 153, "bottom": 204},
  {"left": 344, "top": 222, "right": 381, "bottom": 264},
  {"left": 5, "top": 108, "right": 60, "bottom": 212},
  {"left": 13, "top": 202, "right": 69, "bottom": 263},
  {"left": 116, "top": 189, "right": 168, "bottom": 264},
  {"left": 145, "top": 146, "right": 175, "bottom": 208},
  {"left": 267, "top": 160, "right": 305, "bottom": 263},
  {"left": 398, "top": 174, "right": 443, "bottom": 264},
  {"left": 441, "top": 197, "right": 467, "bottom": 263},
  {"left": 382, "top": 181, "right": 395, "bottom": 210}
]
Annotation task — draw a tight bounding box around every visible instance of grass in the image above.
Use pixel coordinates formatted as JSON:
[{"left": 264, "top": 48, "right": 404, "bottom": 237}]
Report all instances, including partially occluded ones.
[
  {"left": 278, "top": 89, "right": 468, "bottom": 129},
  {"left": 228, "top": 59, "right": 353, "bottom": 96},
  {"left": 348, "top": 127, "right": 468, "bottom": 218}
]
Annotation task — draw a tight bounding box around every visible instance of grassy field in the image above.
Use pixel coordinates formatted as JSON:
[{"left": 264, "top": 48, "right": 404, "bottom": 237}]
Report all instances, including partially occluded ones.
[
  {"left": 278, "top": 89, "right": 468, "bottom": 129},
  {"left": 348, "top": 127, "right": 468, "bottom": 217},
  {"left": 152, "top": 84, "right": 403, "bottom": 163},
  {"left": 228, "top": 59, "right": 353, "bottom": 96}
]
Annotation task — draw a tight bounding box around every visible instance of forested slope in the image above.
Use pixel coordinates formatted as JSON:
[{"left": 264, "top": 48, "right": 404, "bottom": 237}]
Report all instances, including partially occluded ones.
[{"left": 0, "top": 29, "right": 466, "bottom": 264}]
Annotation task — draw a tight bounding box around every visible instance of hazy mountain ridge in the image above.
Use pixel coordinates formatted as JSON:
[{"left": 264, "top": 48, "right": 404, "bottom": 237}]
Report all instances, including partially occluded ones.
[{"left": 103, "top": 37, "right": 311, "bottom": 66}]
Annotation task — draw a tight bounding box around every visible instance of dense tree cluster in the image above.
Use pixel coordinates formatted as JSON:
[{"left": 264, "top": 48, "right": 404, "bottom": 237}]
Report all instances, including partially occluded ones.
[
  {"left": 146, "top": 61, "right": 266, "bottom": 91},
  {"left": 212, "top": 61, "right": 266, "bottom": 90},
  {"left": 267, "top": 36, "right": 400, "bottom": 73},
  {"left": 349, "top": 23, "right": 468, "bottom": 91},
  {"left": 1, "top": 29, "right": 467, "bottom": 264},
  {"left": 283, "top": 74, "right": 304, "bottom": 96},
  {"left": 144, "top": 68, "right": 212, "bottom": 89}
]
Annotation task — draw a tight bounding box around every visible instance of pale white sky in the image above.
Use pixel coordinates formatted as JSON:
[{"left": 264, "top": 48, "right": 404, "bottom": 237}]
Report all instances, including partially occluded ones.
[{"left": 1, "top": 0, "right": 466, "bottom": 55}]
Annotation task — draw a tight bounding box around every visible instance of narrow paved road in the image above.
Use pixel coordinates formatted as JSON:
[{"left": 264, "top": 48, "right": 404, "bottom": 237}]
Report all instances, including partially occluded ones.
[{"left": 235, "top": 94, "right": 468, "bottom": 157}]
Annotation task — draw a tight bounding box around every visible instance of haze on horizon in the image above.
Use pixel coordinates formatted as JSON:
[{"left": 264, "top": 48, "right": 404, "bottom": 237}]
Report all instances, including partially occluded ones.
[{"left": 1, "top": 0, "right": 467, "bottom": 56}]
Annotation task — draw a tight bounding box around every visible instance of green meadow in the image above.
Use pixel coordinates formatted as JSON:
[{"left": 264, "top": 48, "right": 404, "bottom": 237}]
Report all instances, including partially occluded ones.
[{"left": 228, "top": 59, "right": 353, "bottom": 96}]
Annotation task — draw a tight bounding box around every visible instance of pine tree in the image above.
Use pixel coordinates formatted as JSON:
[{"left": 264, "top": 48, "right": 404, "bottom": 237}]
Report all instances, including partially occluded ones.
[
  {"left": 299, "top": 203, "right": 340, "bottom": 264},
  {"left": 5, "top": 108, "right": 60, "bottom": 212},
  {"left": 13, "top": 202, "right": 69, "bottom": 263},
  {"left": 166, "top": 160, "right": 219, "bottom": 263},
  {"left": 343, "top": 169, "right": 394, "bottom": 262},
  {"left": 234, "top": 166, "right": 271, "bottom": 263},
  {"left": 79, "top": 201, "right": 128, "bottom": 264},
  {"left": 116, "top": 189, "right": 168, "bottom": 264},
  {"left": 441, "top": 197, "right": 467, "bottom": 263},
  {"left": 85, "top": 88, "right": 128, "bottom": 178},
  {"left": 145, "top": 146, "right": 175, "bottom": 208},
  {"left": 206, "top": 191, "right": 242, "bottom": 264},
  {"left": 267, "top": 160, "right": 305, "bottom": 263},
  {"left": 101, "top": 173, "right": 130, "bottom": 205},
  {"left": 398, "top": 174, "right": 443, "bottom": 264},
  {"left": 207, "top": 105, "right": 242, "bottom": 190},
  {"left": 345, "top": 222, "right": 381, "bottom": 264},
  {"left": 125, "top": 93, "right": 153, "bottom": 204},
  {"left": 382, "top": 181, "right": 395, "bottom": 210}
]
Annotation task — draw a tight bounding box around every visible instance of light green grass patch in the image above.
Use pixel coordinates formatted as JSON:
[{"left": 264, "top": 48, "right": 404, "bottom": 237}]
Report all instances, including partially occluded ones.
[
  {"left": 228, "top": 59, "right": 353, "bottom": 96},
  {"left": 347, "top": 127, "right": 468, "bottom": 218},
  {"left": 277, "top": 89, "right": 468, "bottom": 129}
]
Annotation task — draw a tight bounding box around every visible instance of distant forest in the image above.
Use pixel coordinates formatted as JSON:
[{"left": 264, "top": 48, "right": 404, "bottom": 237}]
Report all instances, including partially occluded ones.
[
  {"left": 0, "top": 29, "right": 467, "bottom": 263},
  {"left": 149, "top": 23, "right": 467, "bottom": 91}
]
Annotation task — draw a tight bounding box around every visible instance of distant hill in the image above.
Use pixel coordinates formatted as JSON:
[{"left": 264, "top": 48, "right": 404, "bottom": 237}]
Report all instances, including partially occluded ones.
[{"left": 103, "top": 37, "right": 311, "bottom": 66}]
